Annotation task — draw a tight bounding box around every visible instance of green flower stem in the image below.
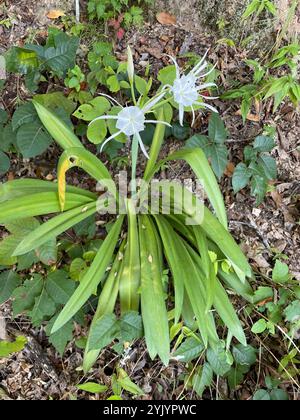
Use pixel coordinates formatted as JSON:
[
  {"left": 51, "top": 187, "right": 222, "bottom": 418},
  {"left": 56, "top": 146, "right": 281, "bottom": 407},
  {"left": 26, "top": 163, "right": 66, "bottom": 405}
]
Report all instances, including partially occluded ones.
[{"left": 131, "top": 133, "right": 139, "bottom": 198}]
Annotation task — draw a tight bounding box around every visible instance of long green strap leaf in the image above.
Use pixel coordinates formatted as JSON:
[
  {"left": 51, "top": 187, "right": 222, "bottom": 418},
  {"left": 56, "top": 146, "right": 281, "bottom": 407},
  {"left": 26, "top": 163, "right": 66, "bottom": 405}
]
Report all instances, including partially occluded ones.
[
  {"left": 83, "top": 241, "right": 126, "bottom": 372},
  {"left": 13, "top": 201, "right": 97, "bottom": 256},
  {"left": 0, "top": 179, "right": 96, "bottom": 203},
  {"left": 33, "top": 101, "right": 83, "bottom": 150},
  {"left": 0, "top": 192, "right": 94, "bottom": 224},
  {"left": 139, "top": 215, "right": 170, "bottom": 365},
  {"left": 119, "top": 200, "right": 140, "bottom": 313},
  {"left": 155, "top": 215, "right": 218, "bottom": 347},
  {"left": 165, "top": 148, "right": 228, "bottom": 228},
  {"left": 57, "top": 147, "right": 115, "bottom": 211},
  {"left": 52, "top": 215, "right": 124, "bottom": 334}
]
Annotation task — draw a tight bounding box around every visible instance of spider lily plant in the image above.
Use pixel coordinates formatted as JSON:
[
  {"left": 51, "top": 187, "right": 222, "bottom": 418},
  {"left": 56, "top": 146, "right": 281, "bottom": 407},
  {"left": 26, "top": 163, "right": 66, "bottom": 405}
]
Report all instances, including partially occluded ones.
[{"left": 0, "top": 50, "right": 254, "bottom": 372}]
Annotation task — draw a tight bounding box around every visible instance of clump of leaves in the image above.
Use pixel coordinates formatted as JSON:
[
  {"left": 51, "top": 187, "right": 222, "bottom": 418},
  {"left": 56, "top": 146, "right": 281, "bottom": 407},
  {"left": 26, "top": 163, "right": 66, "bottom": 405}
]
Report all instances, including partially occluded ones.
[
  {"left": 232, "top": 135, "right": 277, "bottom": 204},
  {"left": 223, "top": 43, "right": 300, "bottom": 120},
  {"left": 242, "top": 0, "right": 277, "bottom": 20},
  {"left": 253, "top": 376, "right": 289, "bottom": 400},
  {"left": 5, "top": 28, "right": 79, "bottom": 91}
]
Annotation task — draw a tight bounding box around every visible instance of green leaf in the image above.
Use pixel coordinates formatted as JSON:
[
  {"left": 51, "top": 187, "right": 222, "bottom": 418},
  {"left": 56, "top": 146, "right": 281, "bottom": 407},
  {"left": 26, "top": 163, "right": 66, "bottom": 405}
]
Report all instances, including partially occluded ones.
[
  {"left": 157, "top": 65, "right": 177, "bottom": 86},
  {"left": 258, "top": 155, "right": 277, "bottom": 180},
  {"left": 253, "top": 136, "right": 275, "bottom": 153},
  {"left": 232, "top": 344, "right": 257, "bottom": 366},
  {"left": 0, "top": 151, "right": 10, "bottom": 174},
  {"left": 272, "top": 260, "right": 289, "bottom": 284},
  {"left": 207, "top": 344, "right": 232, "bottom": 376},
  {"left": 17, "top": 121, "right": 52, "bottom": 158},
  {"left": 173, "top": 337, "right": 204, "bottom": 362},
  {"left": 119, "top": 311, "right": 143, "bottom": 343},
  {"left": 77, "top": 382, "right": 108, "bottom": 394},
  {"left": 12, "top": 275, "right": 44, "bottom": 316},
  {"left": 0, "top": 336, "right": 27, "bottom": 358},
  {"left": 28, "top": 287, "right": 56, "bottom": 326},
  {"left": 208, "top": 112, "right": 228, "bottom": 144},
  {"left": 270, "top": 389, "right": 289, "bottom": 401},
  {"left": 73, "top": 97, "right": 110, "bottom": 121},
  {"left": 45, "top": 316, "right": 74, "bottom": 356},
  {"left": 251, "top": 175, "right": 267, "bottom": 204},
  {"left": 251, "top": 319, "right": 267, "bottom": 334},
  {"left": 253, "top": 389, "right": 271, "bottom": 400},
  {"left": 284, "top": 301, "right": 300, "bottom": 322},
  {"left": 0, "top": 271, "right": 21, "bottom": 304},
  {"left": 192, "top": 363, "right": 213, "bottom": 397},
  {"left": 51, "top": 215, "right": 124, "bottom": 333},
  {"left": 139, "top": 215, "right": 170, "bottom": 365},
  {"left": 87, "top": 119, "right": 107, "bottom": 144},
  {"left": 88, "top": 313, "right": 119, "bottom": 351},
  {"left": 117, "top": 368, "right": 144, "bottom": 396},
  {"left": 107, "top": 75, "right": 120, "bottom": 93},
  {"left": 11, "top": 102, "right": 38, "bottom": 131},
  {"left": 45, "top": 270, "right": 76, "bottom": 305},
  {"left": 232, "top": 163, "right": 252, "bottom": 193}
]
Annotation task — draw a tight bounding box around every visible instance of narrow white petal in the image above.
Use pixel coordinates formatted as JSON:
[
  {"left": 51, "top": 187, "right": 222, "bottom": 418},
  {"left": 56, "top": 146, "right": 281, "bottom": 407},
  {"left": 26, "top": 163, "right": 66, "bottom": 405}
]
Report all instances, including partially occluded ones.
[
  {"left": 145, "top": 120, "right": 172, "bottom": 128},
  {"left": 196, "top": 82, "right": 217, "bottom": 91},
  {"left": 166, "top": 55, "right": 181, "bottom": 79},
  {"left": 89, "top": 115, "right": 118, "bottom": 126},
  {"left": 196, "top": 63, "right": 217, "bottom": 79},
  {"left": 136, "top": 132, "right": 150, "bottom": 159},
  {"left": 195, "top": 102, "right": 219, "bottom": 113},
  {"left": 199, "top": 94, "right": 219, "bottom": 100},
  {"left": 98, "top": 93, "right": 123, "bottom": 108},
  {"left": 143, "top": 90, "right": 168, "bottom": 113},
  {"left": 100, "top": 130, "right": 123, "bottom": 153},
  {"left": 191, "top": 49, "right": 209, "bottom": 75}
]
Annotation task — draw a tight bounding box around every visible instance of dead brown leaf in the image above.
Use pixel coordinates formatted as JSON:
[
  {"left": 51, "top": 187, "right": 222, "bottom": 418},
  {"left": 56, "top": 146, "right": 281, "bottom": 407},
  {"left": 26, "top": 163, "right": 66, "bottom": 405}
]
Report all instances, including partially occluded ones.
[
  {"left": 156, "top": 12, "right": 177, "bottom": 25},
  {"left": 235, "top": 110, "right": 260, "bottom": 122},
  {"left": 47, "top": 10, "right": 65, "bottom": 20}
]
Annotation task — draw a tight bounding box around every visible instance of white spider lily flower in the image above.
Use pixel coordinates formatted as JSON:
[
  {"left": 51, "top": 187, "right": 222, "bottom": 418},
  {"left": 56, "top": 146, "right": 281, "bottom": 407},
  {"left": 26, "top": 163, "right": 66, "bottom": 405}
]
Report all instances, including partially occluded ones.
[
  {"left": 89, "top": 93, "right": 171, "bottom": 159},
  {"left": 167, "top": 51, "right": 219, "bottom": 126}
]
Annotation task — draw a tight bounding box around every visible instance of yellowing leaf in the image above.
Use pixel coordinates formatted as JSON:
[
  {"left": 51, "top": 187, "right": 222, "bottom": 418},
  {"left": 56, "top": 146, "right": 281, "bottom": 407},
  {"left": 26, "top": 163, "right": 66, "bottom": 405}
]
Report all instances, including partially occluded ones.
[{"left": 47, "top": 10, "right": 65, "bottom": 19}]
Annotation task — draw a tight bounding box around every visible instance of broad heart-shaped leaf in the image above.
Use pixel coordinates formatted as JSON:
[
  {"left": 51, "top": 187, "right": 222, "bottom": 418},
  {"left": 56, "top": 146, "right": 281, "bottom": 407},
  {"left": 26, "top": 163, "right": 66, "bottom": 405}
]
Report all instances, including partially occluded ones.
[
  {"left": 33, "top": 101, "right": 83, "bottom": 151},
  {"left": 87, "top": 119, "right": 107, "bottom": 144},
  {"left": 12, "top": 274, "right": 44, "bottom": 316},
  {"left": 45, "top": 270, "right": 76, "bottom": 305},
  {"left": 28, "top": 287, "right": 56, "bottom": 326},
  {"left": 73, "top": 97, "right": 111, "bottom": 121},
  {"left": 0, "top": 151, "right": 10, "bottom": 174},
  {"left": 0, "top": 179, "right": 96, "bottom": 204},
  {"left": 40, "top": 32, "right": 79, "bottom": 77},
  {"left": 17, "top": 121, "right": 52, "bottom": 158},
  {"left": 208, "top": 112, "right": 228, "bottom": 144},
  {"left": 253, "top": 136, "right": 275, "bottom": 153},
  {"left": 185, "top": 134, "right": 228, "bottom": 180},
  {"left": 12, "top": 102, "right": 38, "bottom": 131},
  {"left": 45, "top": 316, "right": 74, "bottom": 356},
  {"left": 1, "top": 124, "right": 17, "bottom": 153},
  {"left": 165, "top": 148, "right": 228, "bottom": 228},
  {"left": 34, "top": 92, "right": 76, "bottom": 115},
  {"left": 0, "top": 271, "right": 21, "bottom": 304},
  {"left": 232, "top": 163, "right": 252, "bottom": 193},
  {"left": 139, "top": 215, "right": 170, "bottom": 365},
  {"left": 13, "top": 201, "right": 97, "bottom": 257},
  {"left": 51, "top": 215, "right": 124, "bottom": 334},
  {"left": 207, "top": 343, "right": 232, "bottom": 376},
  {"left": 272, "top": 260, "right": 289, "bottom": 284},
  {"left": 258, "top": 155, "right": 277, "bottom": 180},
  {"left": 172, "top": 336, "right": 204, "bottom": 362},
  {"left": 88, "top": 313, "right": 119, "bottom": 351},
  {"left": 0, "top": 192, "right": 94, "bottom": 224}
]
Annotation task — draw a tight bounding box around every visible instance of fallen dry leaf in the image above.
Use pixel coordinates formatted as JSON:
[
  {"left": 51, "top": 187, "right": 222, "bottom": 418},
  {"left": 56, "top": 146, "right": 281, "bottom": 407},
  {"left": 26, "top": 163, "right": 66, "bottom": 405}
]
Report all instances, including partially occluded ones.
[
  {"left": 235, "top": 110, "right": 260, "bottom": 122},
  {"left": 156, "top": 12, "right": 176, "bottom": 25},
  {"left": 47, "top": 9, "right": 65, "bottom": 19}
]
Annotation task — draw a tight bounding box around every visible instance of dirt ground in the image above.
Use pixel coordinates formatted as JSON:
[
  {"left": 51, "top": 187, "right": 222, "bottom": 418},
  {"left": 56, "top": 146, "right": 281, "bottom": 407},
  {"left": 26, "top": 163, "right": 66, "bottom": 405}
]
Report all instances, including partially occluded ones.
[{"left": 0, "top": 0, "right": 299, "bottom": 400}]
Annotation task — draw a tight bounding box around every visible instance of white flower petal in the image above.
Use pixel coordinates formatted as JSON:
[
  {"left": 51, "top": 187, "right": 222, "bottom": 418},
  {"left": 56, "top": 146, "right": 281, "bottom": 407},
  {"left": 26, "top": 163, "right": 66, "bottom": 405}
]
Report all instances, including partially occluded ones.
[
  {"left": 195, "top": 102, "right": 219, "bottom": 113},
  {"left": 100, "top": 130, "right": 123, "bottom": 153},
  {"left": 179, "top": 104, "right": 184, "bottom": 126},
  {"left": 136, "top": 132, "right": 150, "bottom": 159},
  {"left": 89, "top": 115, "right": 118, "bottom": 126},
  {"left": 145, "top": 120, "right": 172, "bottom": 128},
  {"left": 191, "top": 49, "right": 209, "bottom": 75},
  {"left": 143, "top": 89, "right": 168, "bottom": 113},
  {"left": 166, "top": 55, "right": 181, "bottom": 79},
  {"left": 98, "top": 93, "right": 123, "bottom": 108}
]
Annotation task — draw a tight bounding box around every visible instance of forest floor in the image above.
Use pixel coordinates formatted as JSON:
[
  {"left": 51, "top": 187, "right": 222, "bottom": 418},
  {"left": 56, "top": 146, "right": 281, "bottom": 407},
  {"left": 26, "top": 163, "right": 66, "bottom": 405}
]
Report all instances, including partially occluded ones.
[{"left": 0, "top": 0, "right": 299, "bottom": 400}]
